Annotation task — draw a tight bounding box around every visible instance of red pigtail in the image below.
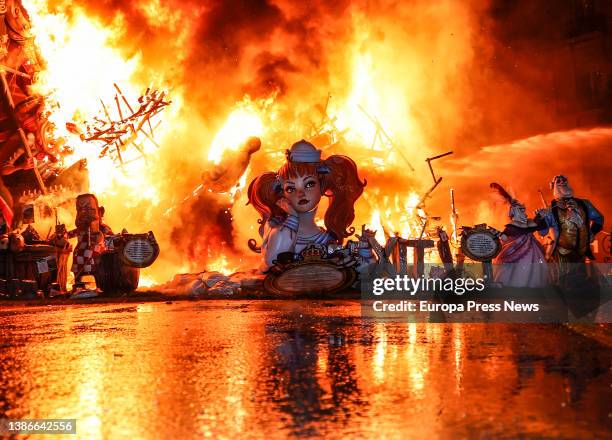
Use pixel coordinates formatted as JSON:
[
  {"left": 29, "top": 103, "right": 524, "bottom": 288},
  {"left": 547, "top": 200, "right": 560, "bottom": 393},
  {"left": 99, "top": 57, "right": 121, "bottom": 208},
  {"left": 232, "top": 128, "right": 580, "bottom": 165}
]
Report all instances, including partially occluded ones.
[
  {"left": 247, "top": 172, "right": 284, "bottom": 228},
  {"left": 321, "top": 155, "right": 366, "bottom": 240}
]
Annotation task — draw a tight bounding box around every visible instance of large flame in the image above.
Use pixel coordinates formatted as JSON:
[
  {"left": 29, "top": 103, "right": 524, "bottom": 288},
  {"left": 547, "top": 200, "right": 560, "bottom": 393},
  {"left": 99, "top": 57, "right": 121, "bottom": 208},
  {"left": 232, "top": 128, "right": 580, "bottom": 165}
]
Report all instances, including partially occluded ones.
[
  {"left": 20, "top": 0, "right": 540, "bottom": 283},
  {"left": 208, "top": 101, "right": 265, "bottom": 165},
  {"left": 25, "top": 1, "right": 187, "bottom": 283},
  {"left": 27, "top": 2, "right": 177, "bottom": 221}
]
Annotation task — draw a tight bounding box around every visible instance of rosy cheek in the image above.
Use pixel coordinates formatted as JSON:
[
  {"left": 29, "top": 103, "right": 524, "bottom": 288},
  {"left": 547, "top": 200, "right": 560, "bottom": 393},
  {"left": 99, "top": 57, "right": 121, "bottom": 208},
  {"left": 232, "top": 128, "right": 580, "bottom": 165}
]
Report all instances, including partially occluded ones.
[{"left": 308, "top": 189, "right": 321, "bottom": 203}]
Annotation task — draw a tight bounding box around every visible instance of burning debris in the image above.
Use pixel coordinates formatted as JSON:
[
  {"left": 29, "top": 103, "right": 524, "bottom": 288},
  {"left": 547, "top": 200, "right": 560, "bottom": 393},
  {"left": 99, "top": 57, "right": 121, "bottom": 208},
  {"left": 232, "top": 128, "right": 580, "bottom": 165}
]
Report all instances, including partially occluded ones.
[
  {"left": 68, "top": 84, "right": 170, "bottom": 165},
  {"left": 201, "top": 136, "right": 261, "bottom": 193},
  {"left": 307, "top": 94, "right": 348, "bottom": 149},
  {"left": 356, "top": 104, "right": 415, "bottom": 172},
  {"left": 155, "top": 270, "right": 264, "bottom": 297}
]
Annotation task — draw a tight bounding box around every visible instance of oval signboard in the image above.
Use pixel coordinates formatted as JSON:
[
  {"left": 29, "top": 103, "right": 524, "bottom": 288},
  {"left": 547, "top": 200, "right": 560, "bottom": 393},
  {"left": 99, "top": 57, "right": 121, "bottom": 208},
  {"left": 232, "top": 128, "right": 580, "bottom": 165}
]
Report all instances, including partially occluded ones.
[{"left": 461, "top": 227, "right": 501, "bottom": 261}]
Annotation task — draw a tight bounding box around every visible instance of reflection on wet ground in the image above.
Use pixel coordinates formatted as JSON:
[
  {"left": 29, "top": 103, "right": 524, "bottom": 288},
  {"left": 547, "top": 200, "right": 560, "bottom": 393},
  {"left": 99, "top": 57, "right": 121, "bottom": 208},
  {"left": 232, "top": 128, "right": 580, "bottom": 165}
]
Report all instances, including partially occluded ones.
[{"left": 0, "top": 301, "right": 610, "bottom": 439}]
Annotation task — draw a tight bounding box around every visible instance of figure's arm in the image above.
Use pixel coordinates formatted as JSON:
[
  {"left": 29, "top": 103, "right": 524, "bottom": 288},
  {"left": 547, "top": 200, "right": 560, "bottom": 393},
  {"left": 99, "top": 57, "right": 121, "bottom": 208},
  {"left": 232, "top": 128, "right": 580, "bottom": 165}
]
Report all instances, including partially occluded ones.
[
  {"left": 261, "top": 217, "right": 298, "bottom": 269},
  {"left": 259, "top": 197, "right": 302, "bottom": 271},
  {"left": 584, "top": 200, "right": 604, "bottom": 236},
  {"left": 534, "top": 215, "right": 548, "bottom": 229},
  {"left": 534, "top": 208, "right": 552, "bottom": 237}
]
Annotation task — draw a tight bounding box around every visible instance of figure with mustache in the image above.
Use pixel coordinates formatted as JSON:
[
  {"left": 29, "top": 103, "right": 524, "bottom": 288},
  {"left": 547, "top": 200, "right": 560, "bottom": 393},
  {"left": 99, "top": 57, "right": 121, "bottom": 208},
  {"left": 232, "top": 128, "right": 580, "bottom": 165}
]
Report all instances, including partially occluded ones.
[
  {"left": 67, "top": 194, "right": 113, "bottom": 293},
  {"left": 535, "top": 175, "right": 604, "bottom": 290},
  {"left": 248, "top": 140, "right": 368, "bottom": 272}
]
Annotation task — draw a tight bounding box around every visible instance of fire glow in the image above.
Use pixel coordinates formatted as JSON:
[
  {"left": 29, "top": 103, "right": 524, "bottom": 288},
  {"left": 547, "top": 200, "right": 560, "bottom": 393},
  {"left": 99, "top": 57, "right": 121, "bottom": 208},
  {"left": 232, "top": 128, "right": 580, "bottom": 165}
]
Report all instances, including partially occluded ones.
[
  {"left": 22, "top": 0, "right": 524, "bottom": 284},
  {"left": 28, "top": 2, "right": 148, "bottom": 195}
]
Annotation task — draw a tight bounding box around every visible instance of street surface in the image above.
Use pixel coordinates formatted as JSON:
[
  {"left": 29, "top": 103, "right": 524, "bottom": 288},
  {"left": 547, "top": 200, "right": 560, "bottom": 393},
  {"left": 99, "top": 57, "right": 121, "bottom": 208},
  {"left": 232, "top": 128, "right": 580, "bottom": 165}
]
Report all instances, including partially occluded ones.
[{"left": 0, "top": 301, "right": 610, "bottom": 439}]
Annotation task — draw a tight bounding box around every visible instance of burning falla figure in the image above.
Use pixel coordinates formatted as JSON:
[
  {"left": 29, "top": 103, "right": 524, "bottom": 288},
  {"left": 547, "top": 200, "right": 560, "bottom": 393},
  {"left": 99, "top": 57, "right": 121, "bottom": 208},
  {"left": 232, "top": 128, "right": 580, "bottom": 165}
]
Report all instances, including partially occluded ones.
[
  {"left": 535, "top": 175, "right": 604, "bottom": 289},
  {"left": 248, "top": 140, "right": 369, "bottom": 272},
  {"left": 203, "top": 137, "right": 261, "bottom": 192},
  {"left": 490, "top": 183, "right": 548, "bottom": 288},
  {"left": 68, "top": 194, "right": 113, "bottom": 296}
]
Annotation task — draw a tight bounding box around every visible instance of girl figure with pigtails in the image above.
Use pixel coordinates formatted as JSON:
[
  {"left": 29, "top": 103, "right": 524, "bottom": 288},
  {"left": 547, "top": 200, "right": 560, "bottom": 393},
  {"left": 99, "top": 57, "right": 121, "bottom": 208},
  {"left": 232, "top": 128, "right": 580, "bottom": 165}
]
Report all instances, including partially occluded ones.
[{"left": 248, "top": 140, "right": 372, "bottom": 272}]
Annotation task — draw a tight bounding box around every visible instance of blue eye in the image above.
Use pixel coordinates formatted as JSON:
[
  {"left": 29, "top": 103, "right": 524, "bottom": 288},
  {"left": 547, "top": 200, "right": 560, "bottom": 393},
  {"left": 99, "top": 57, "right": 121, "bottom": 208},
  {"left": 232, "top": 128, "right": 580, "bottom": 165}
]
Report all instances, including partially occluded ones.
[{"left": 305, "top": 180, "right": 316, "bottom": 188}]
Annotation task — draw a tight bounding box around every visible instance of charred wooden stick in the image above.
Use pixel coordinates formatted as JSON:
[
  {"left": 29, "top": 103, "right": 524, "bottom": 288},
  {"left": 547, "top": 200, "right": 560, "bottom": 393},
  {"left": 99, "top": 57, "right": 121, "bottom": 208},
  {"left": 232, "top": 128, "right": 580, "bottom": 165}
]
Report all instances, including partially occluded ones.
[
  {"left": 364, "top": 233, "right": 396, "bottom": 276},
  {"left": 114, "top": 83, "right": 133, "bottom": 112},
  {"left": 138, "top": 126, "right": 160, "bottom": 148},
  {"left": 115, "top": 83, "right": 158, "bottom": 139},
  {"left": 357, "top": 104, "right": 415, "bottom": 172},
  {"left": 115, "top": 95, "right": 124, "bottom": 122},
  {"left": 99, "top": 145, "right": 110, "bottom": 158},
  {"left": 100, "top": 99, "right": 113, "bottom": 124},
  {"left": 417, "top": 178, "right": 442, "bottom": 208},
  {"left": 538, "top": 189, "right": 548, "bottom": 208},
  {"left": 115, "top": 140, "right": 123, "bottom": 164},
  {"left": 391, "top": 237, "right": 409, "bottom": 275},
  {"left": 398, "top": 238, "right": 435, "bottom": 278},
  {"left": 450, "top": 188, "right": 459, "bottom": 243},
  {"left": 131, "top": 139, "right": 147, "bottom": 159}
]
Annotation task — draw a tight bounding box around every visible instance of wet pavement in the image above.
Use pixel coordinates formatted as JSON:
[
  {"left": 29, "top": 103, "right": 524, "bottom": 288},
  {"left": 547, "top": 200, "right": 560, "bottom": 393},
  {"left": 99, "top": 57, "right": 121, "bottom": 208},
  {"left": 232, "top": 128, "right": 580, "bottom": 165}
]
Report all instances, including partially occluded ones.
[{"left": 0, "top": 300, "right": 610, "bottom": 439}]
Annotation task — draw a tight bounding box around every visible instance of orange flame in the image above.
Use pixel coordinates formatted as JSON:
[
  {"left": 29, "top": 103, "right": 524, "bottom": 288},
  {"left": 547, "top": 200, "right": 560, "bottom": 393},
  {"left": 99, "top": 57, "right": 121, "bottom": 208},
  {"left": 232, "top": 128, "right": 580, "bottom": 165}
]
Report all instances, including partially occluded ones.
[{"left": 23, "top": 0, "right": 473, "bottom": 282}]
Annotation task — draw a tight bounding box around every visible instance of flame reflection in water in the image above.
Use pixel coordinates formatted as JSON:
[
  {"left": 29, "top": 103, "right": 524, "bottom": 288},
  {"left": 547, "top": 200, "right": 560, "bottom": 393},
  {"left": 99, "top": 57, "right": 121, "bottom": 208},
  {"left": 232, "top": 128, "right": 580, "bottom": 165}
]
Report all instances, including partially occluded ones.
[{"left": 0, "top": 301, "right": 609, "bottom": 439}]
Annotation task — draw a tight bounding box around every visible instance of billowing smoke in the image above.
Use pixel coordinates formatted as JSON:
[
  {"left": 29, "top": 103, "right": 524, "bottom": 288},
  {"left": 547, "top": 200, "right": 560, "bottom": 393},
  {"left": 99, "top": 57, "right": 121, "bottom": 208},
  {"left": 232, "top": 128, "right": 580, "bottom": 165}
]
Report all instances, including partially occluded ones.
[
  {"left": 438, "top": 128, "right": 612, "bottom": 229},
  {"left": 28, "top": 0, "right": 611, "bottom": 281}
]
